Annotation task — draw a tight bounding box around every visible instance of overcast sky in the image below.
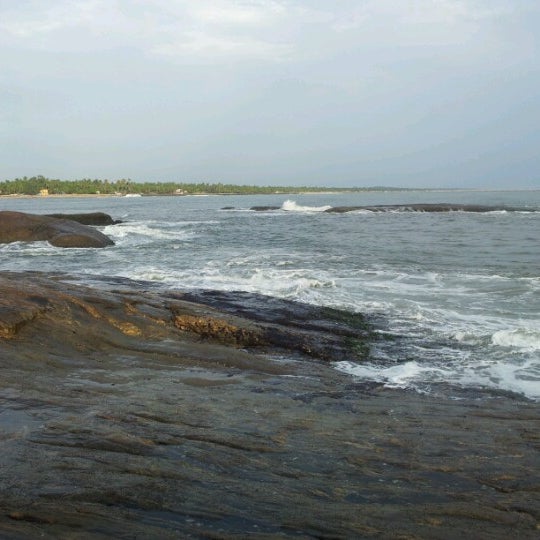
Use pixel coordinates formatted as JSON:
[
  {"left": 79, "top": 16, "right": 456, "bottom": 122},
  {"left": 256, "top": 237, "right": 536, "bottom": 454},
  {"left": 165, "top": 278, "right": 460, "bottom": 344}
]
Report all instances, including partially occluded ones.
[{"left": 1, "top": 1, "right": 538, "bottom": 188}]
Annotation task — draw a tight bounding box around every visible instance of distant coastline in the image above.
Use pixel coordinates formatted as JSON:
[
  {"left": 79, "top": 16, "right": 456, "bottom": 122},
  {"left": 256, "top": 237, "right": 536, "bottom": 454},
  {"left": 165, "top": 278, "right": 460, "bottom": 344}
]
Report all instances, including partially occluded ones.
[
  {"left": 2, "top": 189, "right": 538, "bottom": 199},
  {"left": 0, "top": 176, "right": 538, "bottom": 198}
]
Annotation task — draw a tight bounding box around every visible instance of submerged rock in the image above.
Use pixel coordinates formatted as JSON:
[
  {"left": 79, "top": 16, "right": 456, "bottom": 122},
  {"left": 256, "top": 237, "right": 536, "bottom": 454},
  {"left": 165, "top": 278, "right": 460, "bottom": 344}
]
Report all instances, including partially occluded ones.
[{"left": 0, "top": 211, "right": 114, "bottom": 248}]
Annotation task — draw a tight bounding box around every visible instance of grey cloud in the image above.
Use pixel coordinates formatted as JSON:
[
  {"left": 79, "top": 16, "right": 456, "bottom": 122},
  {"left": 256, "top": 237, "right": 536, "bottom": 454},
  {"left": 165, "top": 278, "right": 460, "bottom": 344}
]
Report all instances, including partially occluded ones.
[{"left": 0, "top": 1, "right": 539, "bottom": 188}]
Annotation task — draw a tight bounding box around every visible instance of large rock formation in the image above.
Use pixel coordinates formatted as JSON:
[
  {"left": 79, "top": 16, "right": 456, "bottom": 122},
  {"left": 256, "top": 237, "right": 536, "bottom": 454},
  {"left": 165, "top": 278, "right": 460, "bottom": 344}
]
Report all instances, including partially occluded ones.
[
  {"left": 0, "top": 211, "right": 114, "bottom": 248},
  {"left": 0, "top": 272, "right": 538, "bottom": 538},
  {"left": 0, "top": 272, "right": 370, "bottom": 363}
]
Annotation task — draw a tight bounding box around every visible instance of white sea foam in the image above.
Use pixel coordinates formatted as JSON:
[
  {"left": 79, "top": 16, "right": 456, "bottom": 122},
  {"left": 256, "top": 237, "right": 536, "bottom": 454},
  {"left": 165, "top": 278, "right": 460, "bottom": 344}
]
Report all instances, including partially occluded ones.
[
  {"left": 334, "top": 360, "right": 449, "bottom": 387},
  {"left": 335, "top": 359, "right": 540, "bottom": 401},
  {"left": 0, "top": 241, "right": 53, "bottom": 254},
  {"left": 104, "top": 222, "right": 195, "bottom": 244},
  {"left": 281, "top": 200, "right": 332, "bottom": 212},
  {"left": 117, "top": 263, "right": 337, "bottom": 304},
  {"left": 491, "top": 328, "right": 540, "bottom": 351},
  {"left": 453, "top": 331, "right": 486, "bottom": 346}
]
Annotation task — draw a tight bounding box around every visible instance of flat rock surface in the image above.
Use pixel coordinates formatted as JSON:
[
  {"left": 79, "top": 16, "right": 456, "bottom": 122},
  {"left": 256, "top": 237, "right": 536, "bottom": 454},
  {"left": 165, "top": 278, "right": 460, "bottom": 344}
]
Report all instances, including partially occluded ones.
[{"left": 0, "top": 272, "right": 538, "bottom": 539}]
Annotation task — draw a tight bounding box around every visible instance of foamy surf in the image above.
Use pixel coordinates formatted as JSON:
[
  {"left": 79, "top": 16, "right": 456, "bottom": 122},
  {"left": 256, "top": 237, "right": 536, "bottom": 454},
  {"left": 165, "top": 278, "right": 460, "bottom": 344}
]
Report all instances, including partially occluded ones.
[
  {"left": 281, "top": 200, "right": 332, "bottom": 212},
  {"left": 104, "top": 221, "right": 196, "bottom": 245},
  {"left": 491, "top": 328, "right": 540, "bottom": 351},
  {"left": 334, "top": 358, "right": 540, "bottom": 401},
  {"left": 120, "top": 265, "right": 337, "bottom": 304}
]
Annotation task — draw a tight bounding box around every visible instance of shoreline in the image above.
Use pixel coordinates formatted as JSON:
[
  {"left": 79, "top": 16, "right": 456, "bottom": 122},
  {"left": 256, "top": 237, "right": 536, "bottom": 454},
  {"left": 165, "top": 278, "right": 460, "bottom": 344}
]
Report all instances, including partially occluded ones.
[
  {"left": 1, "top": 271, "right": 538, "bottom": 538},
  {"left": 1, "top": 188, "right": 540, "bottom": 200}
]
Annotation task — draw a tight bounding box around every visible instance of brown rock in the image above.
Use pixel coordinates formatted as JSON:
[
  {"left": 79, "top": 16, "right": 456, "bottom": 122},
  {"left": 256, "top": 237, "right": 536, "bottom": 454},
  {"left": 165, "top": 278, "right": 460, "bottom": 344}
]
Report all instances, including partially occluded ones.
[
  {"left": 0, "top": 211, "right": 114, "bottom": 248},
  {"left": 0, "top": 272, "right": 370, "bottom": 365},
  {"left": 44, "top": 212, "right": 121, "bottom": 225}
]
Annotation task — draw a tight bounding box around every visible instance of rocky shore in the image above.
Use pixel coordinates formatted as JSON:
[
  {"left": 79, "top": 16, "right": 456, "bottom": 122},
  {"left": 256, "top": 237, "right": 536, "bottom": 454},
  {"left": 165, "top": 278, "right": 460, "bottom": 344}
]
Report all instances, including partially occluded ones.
[{"left": 0, "top": 272, "right": 538, "bottom": 539}]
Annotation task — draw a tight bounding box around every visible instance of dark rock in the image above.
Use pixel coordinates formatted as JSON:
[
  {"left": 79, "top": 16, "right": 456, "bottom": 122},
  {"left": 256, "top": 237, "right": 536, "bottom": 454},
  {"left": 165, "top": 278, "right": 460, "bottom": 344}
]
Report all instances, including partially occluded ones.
[
  {"left": 1, "top": 271, "right": 538, "bottom": 539},
  {"left": 44, "top": 212, "right": 121, "bottom": 225},
  {"left": 325, "top": 206, "right": 366, "bottom": 213},
  {"left": 0, "top": 272, "right": 370, "bottom": 363},
  {"left": 325, "top": 203, "right": 533, "bottom": 213},
  {"left": 173, "top": 289, "right": 371, "bottom": 360},
  {"left": 250, "top": 206, "right": 281, "bottom": 211},
  {"left": 0, "top": 211, "right": 114, "bottom": 248}
]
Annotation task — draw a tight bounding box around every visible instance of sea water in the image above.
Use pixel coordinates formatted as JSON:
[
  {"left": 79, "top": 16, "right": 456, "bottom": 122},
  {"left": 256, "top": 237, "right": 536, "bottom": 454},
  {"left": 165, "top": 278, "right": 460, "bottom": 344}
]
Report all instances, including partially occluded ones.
[{"left": 1, "top": 190, "right": 539, "bottom": 400}]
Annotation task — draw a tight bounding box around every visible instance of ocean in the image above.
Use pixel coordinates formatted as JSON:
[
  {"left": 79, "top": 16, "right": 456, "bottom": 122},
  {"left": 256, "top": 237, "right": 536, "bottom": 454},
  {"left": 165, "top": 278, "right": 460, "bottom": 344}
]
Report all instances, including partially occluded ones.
[{"left": 2, "top": 190, "right": 539, "bottom": 401}]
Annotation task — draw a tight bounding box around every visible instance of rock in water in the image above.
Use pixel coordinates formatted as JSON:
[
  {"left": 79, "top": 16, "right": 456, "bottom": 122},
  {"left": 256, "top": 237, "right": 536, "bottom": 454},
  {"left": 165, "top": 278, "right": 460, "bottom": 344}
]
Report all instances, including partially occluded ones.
[
  {"left": 44, "top": 212, "right": 121, "bottom": 225},
  {"left": 324, "top": 203, "right": 533, "bottom": 213},
  {"left": 0, "top": 272, "right": 371, "bottom": 363},
  {"left": 0, "top": 211, "right": 114, "bottom": 248}
]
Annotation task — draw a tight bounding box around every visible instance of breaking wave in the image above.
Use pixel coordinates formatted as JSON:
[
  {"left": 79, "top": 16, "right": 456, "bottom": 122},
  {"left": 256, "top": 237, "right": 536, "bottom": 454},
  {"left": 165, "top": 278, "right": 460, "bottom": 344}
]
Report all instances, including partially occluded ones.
[
  {"left": 491, "top": 328, "right": 540, "bottom": 351},
  {"left": 281, "top": 200, "right": 332, "bottom": 212},
  {"left": 335, "top": 358, "right": 540, "bottom": 401}
]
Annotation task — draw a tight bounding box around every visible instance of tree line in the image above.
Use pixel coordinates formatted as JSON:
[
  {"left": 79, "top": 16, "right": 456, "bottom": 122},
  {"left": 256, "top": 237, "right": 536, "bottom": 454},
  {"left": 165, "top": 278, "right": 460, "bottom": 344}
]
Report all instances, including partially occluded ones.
[{"left": 0, "top": 176, "right": 407, "bottom": 196}]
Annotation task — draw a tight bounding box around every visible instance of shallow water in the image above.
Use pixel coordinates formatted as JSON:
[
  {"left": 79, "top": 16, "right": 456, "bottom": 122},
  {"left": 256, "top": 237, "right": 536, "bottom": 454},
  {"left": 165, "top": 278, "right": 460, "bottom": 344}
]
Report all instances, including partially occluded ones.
[{"left": 2, "top": 190, "right": 539, "bottom": 400}]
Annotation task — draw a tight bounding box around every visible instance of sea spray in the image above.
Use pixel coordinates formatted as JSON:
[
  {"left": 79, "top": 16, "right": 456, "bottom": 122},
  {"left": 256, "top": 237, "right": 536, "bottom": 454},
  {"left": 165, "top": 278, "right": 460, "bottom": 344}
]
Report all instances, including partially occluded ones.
[{"left": 281, "top": 199, "right": 332, "bottom": 212}]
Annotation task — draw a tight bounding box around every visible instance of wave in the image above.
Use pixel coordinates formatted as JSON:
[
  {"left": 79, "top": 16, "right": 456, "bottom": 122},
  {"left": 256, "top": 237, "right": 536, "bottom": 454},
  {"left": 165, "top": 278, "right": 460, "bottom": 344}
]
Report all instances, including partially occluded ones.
[
  {"left": 452, "top": 325, "right": 540, "bottom": 352},
  {"left": 281, "top": 200, "right": 332, "bottom": 212},
  {"left": 0, "top": 241, "right": 54, "bottom": 253},
  {"left": 335, "top": 358, "right": 540, "bottom": 401},
  {"left": 491, "top": 328, "right": 540, "bottom": 351},
  {"left": 103, "top": 221, "right": 196, "bottom": 245},
  {"left": 110, "top": 264, "right": 337, "bottom": 307}
]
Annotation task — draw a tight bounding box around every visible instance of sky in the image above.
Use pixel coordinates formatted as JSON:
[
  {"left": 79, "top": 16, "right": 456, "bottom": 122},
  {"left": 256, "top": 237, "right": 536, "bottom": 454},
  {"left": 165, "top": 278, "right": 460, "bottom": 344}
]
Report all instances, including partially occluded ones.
[{"left": 0, "top": 0, "right": 539, "bottom": 189}]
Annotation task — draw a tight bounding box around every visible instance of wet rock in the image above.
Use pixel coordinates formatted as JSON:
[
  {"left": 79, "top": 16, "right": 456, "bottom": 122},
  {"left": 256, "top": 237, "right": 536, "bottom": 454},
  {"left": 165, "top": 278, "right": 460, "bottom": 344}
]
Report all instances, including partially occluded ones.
[
  {"left": 0, "top": 211, "right": 114, "bottom": 248},
  {"left": 244, "top": 203, "right": 534, "bottom": 214},
  {"left": 0, "top": 271, "right": 538, "bottom": 539},
  {"left": 0, "top": 271, "right": 370, "bottom": 363},
  {"left": 325, "top": 203, "right": 533, "bottom": 213},
  {"left": 172, "top": 290, "right": 372, "bottom": 361},
  {"left": 44, "top": 212, "right": 121, "bottom": 225}
]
